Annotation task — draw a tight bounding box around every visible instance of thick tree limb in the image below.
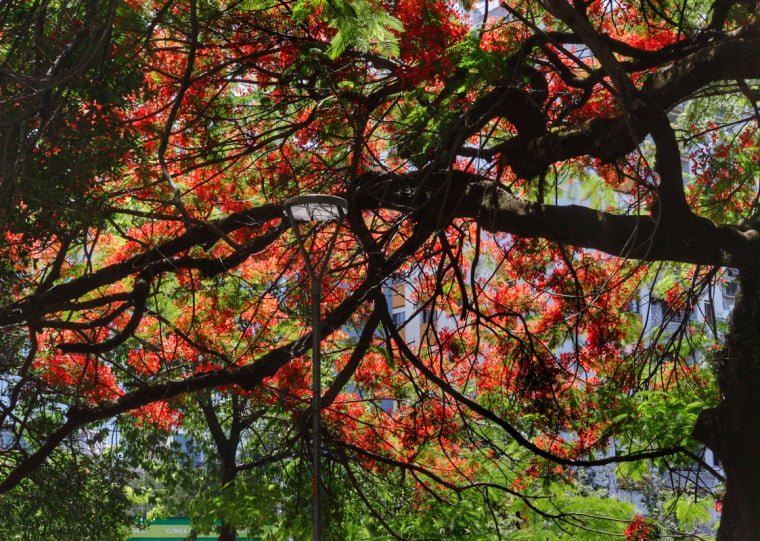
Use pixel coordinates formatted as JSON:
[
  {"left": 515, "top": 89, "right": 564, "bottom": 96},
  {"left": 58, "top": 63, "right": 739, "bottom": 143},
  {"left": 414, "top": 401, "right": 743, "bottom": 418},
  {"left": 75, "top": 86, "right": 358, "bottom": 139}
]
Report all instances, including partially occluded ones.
[
  {"left": 353, "top": 170, "right": 757, "bottom": 266},
  {"left": 481, "top": 20, "right": 760, "bottom": 177}
]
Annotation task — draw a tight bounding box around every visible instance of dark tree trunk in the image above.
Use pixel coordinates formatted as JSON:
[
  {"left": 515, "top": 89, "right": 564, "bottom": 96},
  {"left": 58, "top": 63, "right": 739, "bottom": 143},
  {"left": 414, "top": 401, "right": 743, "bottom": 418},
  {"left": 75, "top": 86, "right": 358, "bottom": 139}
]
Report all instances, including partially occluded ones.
[
  {"left": 696, "top": 265, "right": 760, "bottom": 540},
  {"left": 218, "top": 522, "right": 236, "bottom": 541},
  {"left": 199, "top": 397, "right": 242, "bottom": 541},
  {"left": 217, "top": 446, "right": 238, "bottom": 541}
]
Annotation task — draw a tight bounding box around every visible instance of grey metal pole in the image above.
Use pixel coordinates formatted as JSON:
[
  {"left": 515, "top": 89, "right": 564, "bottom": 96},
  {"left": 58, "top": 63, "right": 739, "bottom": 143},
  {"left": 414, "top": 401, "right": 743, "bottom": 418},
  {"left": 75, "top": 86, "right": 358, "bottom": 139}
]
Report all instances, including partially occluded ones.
[
  {"left": 282, "top": 194, "right": 346, "bottom": 541},
  {"left": 311, "top": 278, "right": 322, "bottom": 541}
]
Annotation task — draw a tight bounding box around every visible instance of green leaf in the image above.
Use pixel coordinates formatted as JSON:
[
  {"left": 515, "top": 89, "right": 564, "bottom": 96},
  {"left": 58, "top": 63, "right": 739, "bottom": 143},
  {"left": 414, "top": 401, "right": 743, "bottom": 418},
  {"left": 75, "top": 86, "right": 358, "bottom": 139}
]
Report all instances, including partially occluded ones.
[
  {"left": 665, "top": 496, "right": 712, "bottom": 531},
  {"left": 617, "top": 460, "right": 648, "bottom": 483},
  {"left": 325, "top": 0, "right": 404, "bottom": 58}
]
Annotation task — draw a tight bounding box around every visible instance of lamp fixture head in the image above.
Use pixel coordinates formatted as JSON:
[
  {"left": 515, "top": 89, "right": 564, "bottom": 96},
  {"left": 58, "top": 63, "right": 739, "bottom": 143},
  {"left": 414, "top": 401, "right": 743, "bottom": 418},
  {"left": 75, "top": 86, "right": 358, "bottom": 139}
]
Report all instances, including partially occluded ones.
[{"left": 283, "top": 194, "right": 348, "bottom": 222}]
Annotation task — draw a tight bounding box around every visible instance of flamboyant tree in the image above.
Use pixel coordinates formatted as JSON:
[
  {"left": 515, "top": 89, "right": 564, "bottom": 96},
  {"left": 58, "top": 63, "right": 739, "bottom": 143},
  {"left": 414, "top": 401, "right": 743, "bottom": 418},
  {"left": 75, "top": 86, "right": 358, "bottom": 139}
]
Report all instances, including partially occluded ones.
[{"left": 2, "top": 0, "right": 760, "bottom": 538}]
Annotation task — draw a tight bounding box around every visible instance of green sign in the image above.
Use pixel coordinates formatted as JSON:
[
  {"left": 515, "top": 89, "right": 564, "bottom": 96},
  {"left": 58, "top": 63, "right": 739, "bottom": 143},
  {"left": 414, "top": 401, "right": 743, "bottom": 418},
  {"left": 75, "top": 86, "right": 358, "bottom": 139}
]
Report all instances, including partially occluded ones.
[{"left": 128, "top": 518, "right": 260, "bottom": 541}]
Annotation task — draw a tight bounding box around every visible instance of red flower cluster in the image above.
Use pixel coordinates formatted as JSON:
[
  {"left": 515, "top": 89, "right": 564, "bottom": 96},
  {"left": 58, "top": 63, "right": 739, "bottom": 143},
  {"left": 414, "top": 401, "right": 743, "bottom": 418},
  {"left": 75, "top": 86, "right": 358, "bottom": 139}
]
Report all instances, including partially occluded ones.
[{"left": 624, "top": 515, "right": 659, "bottom": 541}]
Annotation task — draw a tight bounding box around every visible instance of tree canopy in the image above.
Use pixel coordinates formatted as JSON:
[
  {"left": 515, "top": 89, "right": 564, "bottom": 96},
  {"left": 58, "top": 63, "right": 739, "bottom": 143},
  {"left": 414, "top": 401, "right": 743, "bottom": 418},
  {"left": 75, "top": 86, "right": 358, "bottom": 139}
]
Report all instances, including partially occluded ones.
[{"left": 2, "top": 0, "right": 760, "bottom": 538}]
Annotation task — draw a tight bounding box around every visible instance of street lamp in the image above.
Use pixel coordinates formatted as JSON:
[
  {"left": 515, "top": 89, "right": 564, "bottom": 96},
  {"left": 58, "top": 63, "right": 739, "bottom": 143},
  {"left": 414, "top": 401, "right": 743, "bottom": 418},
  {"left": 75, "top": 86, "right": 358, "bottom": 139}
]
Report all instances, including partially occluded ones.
[{"left": 283, "top": 194, "right": 347, "bottom": 541}]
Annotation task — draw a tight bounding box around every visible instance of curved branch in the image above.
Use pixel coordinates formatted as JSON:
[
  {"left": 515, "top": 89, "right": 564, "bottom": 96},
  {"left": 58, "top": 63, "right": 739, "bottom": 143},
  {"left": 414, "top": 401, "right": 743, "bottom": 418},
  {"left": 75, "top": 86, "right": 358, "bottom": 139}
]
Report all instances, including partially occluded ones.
[
  {"left": 321, "top": 307, "right": 381, "bottom": 410},
  {"left": 58, "top": 277, "right": 150, "bottom": 354},
  {"left": 375, "top": 289, "right": 688, "bottom": 469},
  {"left": 482, "top": 20, "right": 760, "bottom": 177},
  {"left": 0, "top": 204, "right": 282, "bottom": 327}
]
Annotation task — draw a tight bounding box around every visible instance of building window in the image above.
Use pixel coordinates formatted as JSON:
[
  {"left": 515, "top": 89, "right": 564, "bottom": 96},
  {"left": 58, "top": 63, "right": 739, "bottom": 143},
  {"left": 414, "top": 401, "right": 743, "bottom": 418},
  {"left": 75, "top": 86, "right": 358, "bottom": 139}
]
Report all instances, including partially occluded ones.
[
  {"left": 710, "top": 449, "right": 722, "bottom": 468},
  {"left": 667, "top": 308, "right": 685, "bottom": 324},
  {"left": 392, "top": 311, "right": 406, "bottom": 340},
  {"left": 724, "top": 268, "right": 739, "bottom": 298},
  {"left": 655, "top": 299, "right": 685, "bottom": 326},
  {"left": 420, "top": 308, "right": 437, "bottom": 349},
  {"left": 703, "top": 300, "right": 715, "bottom": 327}
]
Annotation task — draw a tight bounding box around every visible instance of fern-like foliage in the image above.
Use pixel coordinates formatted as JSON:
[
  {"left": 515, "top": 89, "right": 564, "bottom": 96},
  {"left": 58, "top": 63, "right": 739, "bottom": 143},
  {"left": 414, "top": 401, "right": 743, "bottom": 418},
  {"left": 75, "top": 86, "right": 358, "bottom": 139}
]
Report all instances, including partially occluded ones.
[{"left": 292, "top": 0, "right": 404, "bottom": 58}]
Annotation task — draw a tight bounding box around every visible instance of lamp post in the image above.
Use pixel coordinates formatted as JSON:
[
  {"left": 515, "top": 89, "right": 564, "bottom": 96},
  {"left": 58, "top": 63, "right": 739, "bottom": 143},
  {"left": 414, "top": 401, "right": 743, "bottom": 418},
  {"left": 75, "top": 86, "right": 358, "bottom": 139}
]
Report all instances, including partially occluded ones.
[{"left": 283, "top": 194, "right": 347, "bottom": 541}]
